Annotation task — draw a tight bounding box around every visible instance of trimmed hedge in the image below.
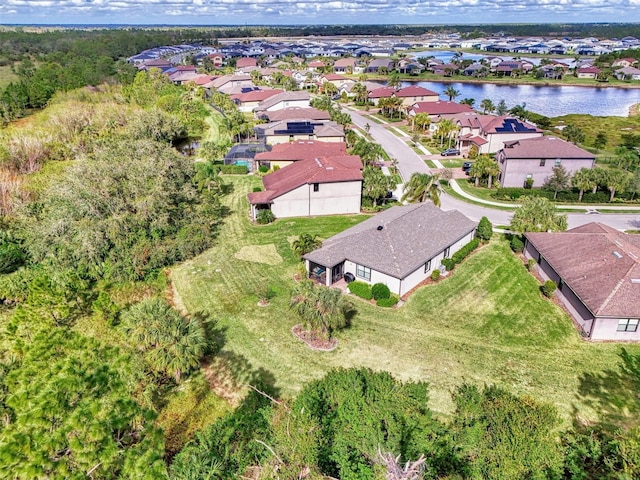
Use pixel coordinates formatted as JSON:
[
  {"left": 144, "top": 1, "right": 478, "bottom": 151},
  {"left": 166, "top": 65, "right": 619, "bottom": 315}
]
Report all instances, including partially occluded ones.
[
  {"left": 541, "top": 280, "right": 557, "bottom": 298},
  {"left": 494, "top": 187, "right": 633, "bottom": 204},
  {"left": 371, "top": 283, "right": 391, "bottom": 300},
  {"left": 377, "top": 296, "right": 398, "bottom": 308},
  {"left": 441, "top": 258, "right": 455, "bottom": 272},
  {"left": 347, "top": 281, "right": 372, "bottom": 300},
  {"left": 218, "top": 165, "right": 248, "bottom": 175},
  {"left": 451, "top": 238, "right": 480, "bottom": 265},
  {"left": 256, "top": 209, "right": 275, "bottom": 224},
  {"left": 510, "top": 235, "right": 524, "bottom": 253},
  {"left": 430, "top": 269, "right": 441, "bottom": 281}
]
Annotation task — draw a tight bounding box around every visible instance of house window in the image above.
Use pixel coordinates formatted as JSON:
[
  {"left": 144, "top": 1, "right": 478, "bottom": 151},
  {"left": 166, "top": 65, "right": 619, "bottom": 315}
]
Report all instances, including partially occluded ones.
[
  {"left": 443, "top": 247, "right": 450, "bottom": 258},
  {"left": 539, "top": 159, "right": 546, "bottom": 167},
  {"left": 356, "top": 264, "right": 371, "bottom": 281},
  {"left": 424, "top": 259, "right": 431, "bottom": 273},
  {"left": 617, "top": 319, "right": 639, "bottom": 332},
  {"left": 555, "top": 158, "right": 561, "bottom": 166},
  {"left": 313, "top": 183, "right": 319, "bottom": 192}
]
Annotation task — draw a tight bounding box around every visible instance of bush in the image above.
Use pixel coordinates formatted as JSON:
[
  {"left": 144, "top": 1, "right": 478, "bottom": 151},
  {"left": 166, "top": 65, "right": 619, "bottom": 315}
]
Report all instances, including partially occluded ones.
[
  {"left": 510, "top": 235, "right": 525, "bottom": 253},
  {"left": 376, "top": 296, "right": 398, "bottom": 308},
  {"left": 272, "top": 165, "right": 280, "bottom": 171},
  {"left": 476, "top": 217, "right": 493, "bottom": 242},
  {"left": 451, "top": 238, "right": 480, "bottom": 265},
  {"left": 347, "top": 281, "right": 372, "bottom": 300},
  {"left": 371, "top": 283, "right": 390, "bottom": 300},
  {"left": 430, "top": 269, "right": 440, "bottom": 281},
  {"left": 527, "top": 258, "right": 536, "bottom": 271},
  {"left": 0, "top": 242, "right": 26, "bottom": 274},
  {"left": 541, "top": 280, "right": 557, "bottom": 298},
  {"left": 255, "top": 209, "right": 275, "bottom": 224},
  {"left": 219, "top": 165, "right": 248, "bottom": 175},
  {"left": 252, "top": 186, "right": 262, "bottom": 192},
  {"left": 258, "top": 165, "right": 269, "bottom": 173},
  {"left": 441, "top": 258, "right": 456, "bottom": 272}
]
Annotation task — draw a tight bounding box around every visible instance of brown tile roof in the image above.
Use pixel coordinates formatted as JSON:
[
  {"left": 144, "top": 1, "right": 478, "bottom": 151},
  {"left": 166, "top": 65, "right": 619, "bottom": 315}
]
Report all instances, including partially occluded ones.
[
  {"left": 254, "top": 140, "right": 347, "bottom": 162},
  {"left": 304, "top": 203, "right": 476, "bottom": 279},
  {"left": 411, "top": 101, "right": 474, "bottom": 116},
  {"left": 395, "top": 86, "right": 439, "bottom": 98},
  {"left": 263, "top": 107, "right": 331, "bottom": 122},
  {"left": 501, "top": 136, "right": 596, "bottom": 160},
  {"left": 211, "top": 74, "right": 252, "bottom": 89},
  {"left": 525, "top": 223, "right": 640, "bottom": 318},
  {"left": 334, "top": 57, "right": 357, "bottom": 67},
  {"left": 247, "top": 155, "right": 363, "bottom": 205},
  {"left": 236, "top": 57, "right": 258, "bottom": 68}
]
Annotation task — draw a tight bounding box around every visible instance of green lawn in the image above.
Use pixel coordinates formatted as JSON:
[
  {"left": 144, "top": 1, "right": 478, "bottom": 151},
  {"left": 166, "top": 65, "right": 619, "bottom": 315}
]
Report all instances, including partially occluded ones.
[{"left": 171, "top": 176, "right": 640, "bottom": 422}]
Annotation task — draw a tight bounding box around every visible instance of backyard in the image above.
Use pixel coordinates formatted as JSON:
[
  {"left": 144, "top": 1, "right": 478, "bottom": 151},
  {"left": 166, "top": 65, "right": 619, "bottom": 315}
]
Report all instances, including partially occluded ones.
[{"left": 171, "top": 175, "right": 640, "bottom": 422}]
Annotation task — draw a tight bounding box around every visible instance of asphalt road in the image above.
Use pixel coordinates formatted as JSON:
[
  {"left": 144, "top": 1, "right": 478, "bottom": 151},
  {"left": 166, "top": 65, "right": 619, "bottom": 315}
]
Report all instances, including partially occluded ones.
[{"left": 346, "top": 108, "right": 640, "bottom": 231}]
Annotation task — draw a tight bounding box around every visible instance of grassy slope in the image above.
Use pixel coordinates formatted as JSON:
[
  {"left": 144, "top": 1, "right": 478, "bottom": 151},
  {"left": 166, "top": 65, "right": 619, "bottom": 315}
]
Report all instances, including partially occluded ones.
[
  {"left": 171, "top": 176, "right": 640, "bottom": 422},
  {"left": 0, "top": 65, "right": 19, "bottom": 91}
]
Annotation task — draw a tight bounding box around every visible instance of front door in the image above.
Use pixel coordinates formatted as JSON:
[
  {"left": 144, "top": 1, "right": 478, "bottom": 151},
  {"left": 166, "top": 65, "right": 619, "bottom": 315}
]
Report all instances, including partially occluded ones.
[{"left": 332, "top": 262, "right": 344, "bottom": 284}]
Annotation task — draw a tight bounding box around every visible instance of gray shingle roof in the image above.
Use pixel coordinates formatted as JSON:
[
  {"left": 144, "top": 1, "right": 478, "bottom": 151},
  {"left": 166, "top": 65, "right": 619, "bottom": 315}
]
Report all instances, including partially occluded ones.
[{"left": 304, "top": 203, "right": 476, "bottom": 279}]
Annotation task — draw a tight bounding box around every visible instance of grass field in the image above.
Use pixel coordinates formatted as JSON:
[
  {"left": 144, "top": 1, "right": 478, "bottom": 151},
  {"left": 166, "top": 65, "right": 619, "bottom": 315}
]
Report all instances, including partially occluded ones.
[
  {"left": 171, "top": 176, "right": 640, "bottom": 422},
  {"left": 0, "top": 64, "right": 19, "bottom": 91}
]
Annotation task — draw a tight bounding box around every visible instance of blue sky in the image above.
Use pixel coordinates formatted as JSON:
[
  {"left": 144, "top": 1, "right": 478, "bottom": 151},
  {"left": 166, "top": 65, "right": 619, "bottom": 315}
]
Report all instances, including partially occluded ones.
[{"left": 1, "top": 0, "right": 639, "bottom": 26}]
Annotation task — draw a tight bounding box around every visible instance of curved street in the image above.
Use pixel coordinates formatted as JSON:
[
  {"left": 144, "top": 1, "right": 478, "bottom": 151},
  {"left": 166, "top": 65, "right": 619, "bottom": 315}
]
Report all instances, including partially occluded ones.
[{"left": 345, "top": 108, "right": 640, "bottom": 231}]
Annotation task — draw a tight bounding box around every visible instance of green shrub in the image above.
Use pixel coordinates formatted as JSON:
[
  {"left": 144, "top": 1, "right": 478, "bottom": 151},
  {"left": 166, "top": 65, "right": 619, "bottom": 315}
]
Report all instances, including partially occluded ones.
[
  {"left": 527, "top": 258, "right": 536, "bottom": 271},
  {"left": 541, "top": 280, "right": 557, "bottom": 298},
  {"left": 451, "top": 238, "right": 480, "bottom": 265},
  {"left": 510, "top": 235, "right": 525, "bottom": 253},
  {"left": 258, "top": 165, "right": 269, "bottom": 173},
  {"left": 219, "top": 165, "right": 248, "bottom": 175},
  {"left": 476, "top": 217, "right": 493, "bottom": 242},
  {"left": 376, "top": 296, "right": 398, "bottom": 308},
  {"left": 252, "top": 186, "right": 262, "bottom": 192},
  {"left": 347, "top": 281, "right": 372, "bottom": 300},
  {"left": 371, "top": 283, "right": 390, "bottom": 300},
  {"left": 0, "top": 242, "right": 26, "bottom": 275},
  {"left": 272, "top": 165, "right": 280, "bottom": 171},
  {"left": 441, "top": 258, "right": 455, "bottom": 272},
  {"left": 255, "top": 209, "right": 275, "bottom": 224},
  {"left": 430, "top": 269, "right": 440, "bottom": 281}
]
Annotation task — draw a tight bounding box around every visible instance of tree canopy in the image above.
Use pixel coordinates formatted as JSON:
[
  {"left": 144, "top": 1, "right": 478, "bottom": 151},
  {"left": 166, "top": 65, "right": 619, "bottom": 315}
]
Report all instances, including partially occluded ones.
[{"left": 510, "top": 196, "right": 568, "bottom": 233}]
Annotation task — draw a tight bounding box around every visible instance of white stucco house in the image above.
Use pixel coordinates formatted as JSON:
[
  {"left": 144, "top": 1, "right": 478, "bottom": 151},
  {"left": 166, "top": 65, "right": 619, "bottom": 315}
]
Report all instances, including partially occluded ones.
[
  {"left": 303, "top": 203, "right": 477, "bottom": 296},
  {"left": 247, "top": 155, "right": 363, "bottom": 220}
]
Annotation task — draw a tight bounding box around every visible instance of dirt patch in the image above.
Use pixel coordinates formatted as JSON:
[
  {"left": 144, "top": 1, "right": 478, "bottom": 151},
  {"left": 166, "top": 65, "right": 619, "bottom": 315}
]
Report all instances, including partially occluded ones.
[
  {"left": 629, "top": 103, "right": 640, "bottom": 117},
  {"left": 291, "top": 324, "right": 338, "bottom": 351},
  {"left": 165, "top": 270, "right": 189, "bottom": 317}
]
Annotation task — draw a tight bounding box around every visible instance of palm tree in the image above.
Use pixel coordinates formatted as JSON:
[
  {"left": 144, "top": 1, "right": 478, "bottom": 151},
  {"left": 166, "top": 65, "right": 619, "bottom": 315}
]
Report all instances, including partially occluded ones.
[
  {"left": 604, "top": 169, "right": 632, "bottom": 202},
  {"left": 290, "top": 281, "right": 353, "bottom": 340},
  {"left": 194, "top": 160, "right": 225, "bottom": 195},
  {"left": 484, "top": 157, "right": 500, "bottom": 189},
  {"left": 291, "top": 234, "right": 322, "bottom": 258},
  {"left": 571, "top": 168, "right": 597, "bottom": 202},
  {"left": 435, "top": 118, "right": 456, "bottom": 148},
  {"left": 387, "top": 73, "right": 401, "bottom": 89},
  {"left": 480, "top": 98, "right": 495, "bottom": 114},
  {"left": 352, "top": 82, "right": 368, "bottom": 105},
  {"left": 401, "top": 172, "right": 441, "bottom": 206},
  {"left": 444, "top": 86, "right": 461, "bottom": 102}
]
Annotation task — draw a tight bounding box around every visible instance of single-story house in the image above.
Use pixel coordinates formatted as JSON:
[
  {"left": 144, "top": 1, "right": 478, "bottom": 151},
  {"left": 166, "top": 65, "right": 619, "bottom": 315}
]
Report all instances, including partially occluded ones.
[
  {"left": 254, "top": 119, "right": 345, "bottom": 145},
  {"left": 365, "top": 59, "right": 394, "bottom": 73},
  {"left": 615, "top": 66, "right": 640, "bottom": 81},
  {"left": 333, "top": 57, "right": 358, "bottom": 73},
  {"left": 247, "top": 155, "right": 363, "bottom": 220},
  {"left": 258, "top": 107, "right": 331, "bottom": 123},
  {"left": 210, "top": 74, "right": 253, "bottom": 94},
  {"left": 524, "top": 223, "right": 640, "bottom": 341},
  {"left": 496, "top": 136, "right": 596, "bottom": 188},
  {"left": 394, "top": 86, "right": 440, "bottom": 106},
  {"left": 253, "top": 140, "right": 347, "bottom": 169},
  {"left": 303, "top": 203, "right": 477, "bottom": 296},
  {"left": 577, "top": 66, "right": 600, "bottom": 79}
]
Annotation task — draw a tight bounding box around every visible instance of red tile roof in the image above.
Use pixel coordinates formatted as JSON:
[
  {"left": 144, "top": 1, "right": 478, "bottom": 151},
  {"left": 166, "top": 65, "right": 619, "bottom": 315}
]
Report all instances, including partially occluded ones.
[
  {"left": 237, "top": 57, "right": 258, "bottom": 68},
  {"left": 368, "top": 87, "right": 396, "bottom": 98},
  {"left": 230, "top": 89, "right": 283, "bottom": 103},
  {"left": 500, "top": 136, "right": 595, "bottom": 159},
  {"left": 395, "top": 86, "right": 439, "bottom": 98},
  {"left": 323, "top": 73, "right": 347, "bottom": 81},
  {"left": 525, "top": 224, "right": 640, "bottom": 317},
  {"left": 411, "top": 101, "right": 473, "bottom": 115},
  {"left": 254, "top": 140, "right": 347, "bottom": 162},
  {"left": 248, "top": 155, "right": 362, "bottom": 205}
]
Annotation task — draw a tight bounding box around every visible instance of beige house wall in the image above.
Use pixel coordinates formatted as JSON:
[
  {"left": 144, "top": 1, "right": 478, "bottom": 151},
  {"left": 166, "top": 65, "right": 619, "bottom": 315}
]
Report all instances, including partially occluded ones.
[
  {"left": 271, "top": 180, "right": 361, "bottom": 218},
  {"left": 265, "top": 134, "right": 344, "bottom": 145}
]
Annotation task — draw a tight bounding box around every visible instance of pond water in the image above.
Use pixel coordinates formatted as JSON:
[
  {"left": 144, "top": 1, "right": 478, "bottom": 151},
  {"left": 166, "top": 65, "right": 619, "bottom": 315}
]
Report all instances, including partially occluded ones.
[{"left": 400, "top": 80, "right": 640, "bottom": 117}]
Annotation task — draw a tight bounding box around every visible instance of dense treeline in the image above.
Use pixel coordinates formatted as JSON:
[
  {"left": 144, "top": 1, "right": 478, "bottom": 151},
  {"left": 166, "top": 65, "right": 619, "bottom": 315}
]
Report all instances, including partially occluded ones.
[
  {"left": 170, "top": 366, "right": 640, "bottom": 479},
  {"left": 0, "top": 73, "right": 226, "bottom": 477}
]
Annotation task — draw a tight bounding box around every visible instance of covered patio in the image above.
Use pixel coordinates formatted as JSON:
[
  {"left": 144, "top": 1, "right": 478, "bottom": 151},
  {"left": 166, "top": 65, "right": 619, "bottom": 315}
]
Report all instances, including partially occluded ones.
[{"left": 306, "top": 260, "right": 345, "bottom": 288}]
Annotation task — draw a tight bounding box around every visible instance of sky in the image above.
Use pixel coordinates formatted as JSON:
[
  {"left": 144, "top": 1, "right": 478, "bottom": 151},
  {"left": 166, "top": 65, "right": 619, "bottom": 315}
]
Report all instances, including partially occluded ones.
[{"left": 1, "top": 0, "right": 640, "bottom": 26}]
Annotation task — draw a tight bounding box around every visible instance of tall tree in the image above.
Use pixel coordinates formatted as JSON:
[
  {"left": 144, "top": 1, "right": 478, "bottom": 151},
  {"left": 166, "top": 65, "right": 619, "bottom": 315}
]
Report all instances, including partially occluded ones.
[
  {"left": 444, "top": 86, "right": 461, "bottom": 102},
  {"left": 544, "top": 164, "right": 572, "bottom": 199},
  {"left": 564, "top": 124, "right": 585, "bottom": 145},
  {"left": 510, "top": 196, "right": 568, "bottom": 233},
  {"left": 495, "top": 99, "right": 508, "bottom": 115},
  {"left": 604, "top": 169, "right": 632, "bottom": 202},
  {"left": 363, "top": 166, "right": 395, "bottom": 207},
  {"left": 571, "top": 168, "right": 598, "bottom": 202},
  {"left": 401, "top": 172, "right": 441, "bottom": 206}
]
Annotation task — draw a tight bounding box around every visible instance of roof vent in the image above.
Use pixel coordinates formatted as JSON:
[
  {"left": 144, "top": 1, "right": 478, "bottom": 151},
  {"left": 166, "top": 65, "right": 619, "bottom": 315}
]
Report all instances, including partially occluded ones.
[
  {"left": 613, "top": 251, "right": 623, "bottom": 259},
  {"left": 631, "top": 279, "right": 640, "bottom": 284},
  {"left": 377, "top": 225, "right": 384, "bottom": 231}
]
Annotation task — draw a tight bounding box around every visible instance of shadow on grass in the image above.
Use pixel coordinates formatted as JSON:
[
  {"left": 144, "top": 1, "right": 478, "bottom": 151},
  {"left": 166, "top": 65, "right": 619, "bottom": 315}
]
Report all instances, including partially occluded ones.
[{"left": 576, "top": 348, "right": 640, "bottom": 431}]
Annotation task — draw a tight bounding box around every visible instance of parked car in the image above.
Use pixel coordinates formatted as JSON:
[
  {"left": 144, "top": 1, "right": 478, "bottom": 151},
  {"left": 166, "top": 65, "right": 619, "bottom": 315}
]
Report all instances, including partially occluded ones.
[
  {"left": 462, "top": 161, "right": 473, "bottom": 174},
  {"left": 441, "top": 148, "right": 461, "bottom": 156}
]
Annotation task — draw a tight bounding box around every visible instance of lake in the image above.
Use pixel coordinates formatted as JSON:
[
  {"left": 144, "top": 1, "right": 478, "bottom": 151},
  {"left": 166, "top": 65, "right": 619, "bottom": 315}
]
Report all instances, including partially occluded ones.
[{"left": 400, "top": 80, "right": 640, "bottom": 117}]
